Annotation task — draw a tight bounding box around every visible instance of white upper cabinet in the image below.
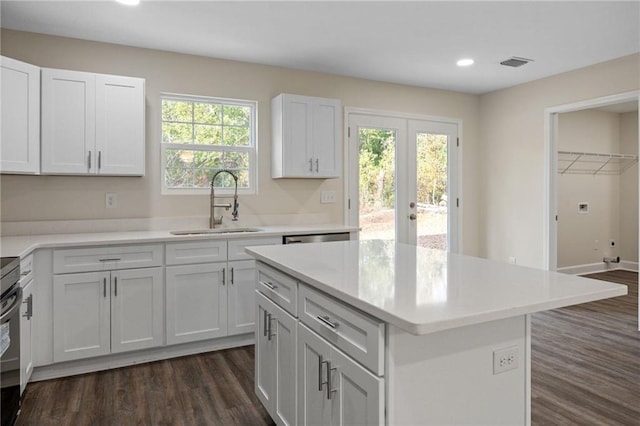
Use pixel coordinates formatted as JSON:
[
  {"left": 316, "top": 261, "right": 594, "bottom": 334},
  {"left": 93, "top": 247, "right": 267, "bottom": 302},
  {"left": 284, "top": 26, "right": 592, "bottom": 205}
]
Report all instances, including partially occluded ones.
[
  {"left": 95, "top": 74, "right": 145, "bottom": 175},
  {"left": 272, "top": 93, "right": 341, "bottom": 178},
  {"left": 0, "top": 56, "right": 40, "bottom": 174},
  {"left": 41, "top": 68, "right": 145, "bottom": 176}
]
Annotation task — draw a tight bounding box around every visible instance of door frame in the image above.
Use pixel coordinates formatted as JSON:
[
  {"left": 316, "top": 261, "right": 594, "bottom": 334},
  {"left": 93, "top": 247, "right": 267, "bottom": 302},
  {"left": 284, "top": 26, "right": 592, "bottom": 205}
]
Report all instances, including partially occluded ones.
[
  {"left": 343, "top": 107, "right": 463, "bottom": 253},
  {"left": 543, "top": 90, "right": 640, "bottom": 272}
]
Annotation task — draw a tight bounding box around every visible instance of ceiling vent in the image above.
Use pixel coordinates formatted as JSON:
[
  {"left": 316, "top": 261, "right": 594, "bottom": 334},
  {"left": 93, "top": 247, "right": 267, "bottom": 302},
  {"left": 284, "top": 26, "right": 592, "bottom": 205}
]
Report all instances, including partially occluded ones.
[{"left": 500, "top": 57, "right": 533, "bottom": 67}]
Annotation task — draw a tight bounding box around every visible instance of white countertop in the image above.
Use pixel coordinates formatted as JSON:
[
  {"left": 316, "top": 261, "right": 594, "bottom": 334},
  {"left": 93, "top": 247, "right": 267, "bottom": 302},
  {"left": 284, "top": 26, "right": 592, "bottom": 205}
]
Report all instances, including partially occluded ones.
[
  {"left": 246, "top": 240, "right": 628, "bottom": 335},
  {"left": 0, "top": 224, "right": 357, "bottom": 258}
]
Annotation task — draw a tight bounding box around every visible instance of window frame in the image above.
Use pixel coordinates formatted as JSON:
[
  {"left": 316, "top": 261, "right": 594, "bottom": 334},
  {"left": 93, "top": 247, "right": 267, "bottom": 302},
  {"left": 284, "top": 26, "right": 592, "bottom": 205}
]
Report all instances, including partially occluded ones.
[{"left": 160, "top": 93, "right": 258, "bottom": 196}]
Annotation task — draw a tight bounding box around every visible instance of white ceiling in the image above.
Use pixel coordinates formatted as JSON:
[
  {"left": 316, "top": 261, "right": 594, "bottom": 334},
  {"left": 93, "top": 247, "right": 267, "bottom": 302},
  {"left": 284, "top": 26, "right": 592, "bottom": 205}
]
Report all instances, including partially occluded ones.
[{"left": 1, "top": 1, "right": 639, "bottom": 94}]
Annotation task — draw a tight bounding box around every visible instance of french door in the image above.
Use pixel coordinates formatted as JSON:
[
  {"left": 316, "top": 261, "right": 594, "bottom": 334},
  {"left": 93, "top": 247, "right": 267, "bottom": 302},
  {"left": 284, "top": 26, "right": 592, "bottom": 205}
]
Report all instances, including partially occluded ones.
[{"left": 347, "top": 112, "right": 460, "bottom": 252}]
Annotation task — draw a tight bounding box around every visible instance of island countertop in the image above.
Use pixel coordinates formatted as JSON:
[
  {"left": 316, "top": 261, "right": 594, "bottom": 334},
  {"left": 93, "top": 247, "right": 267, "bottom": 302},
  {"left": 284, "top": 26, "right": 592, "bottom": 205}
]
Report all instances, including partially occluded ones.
[{"left": 246, "top": 239, "right": 627, "bottom": 335}]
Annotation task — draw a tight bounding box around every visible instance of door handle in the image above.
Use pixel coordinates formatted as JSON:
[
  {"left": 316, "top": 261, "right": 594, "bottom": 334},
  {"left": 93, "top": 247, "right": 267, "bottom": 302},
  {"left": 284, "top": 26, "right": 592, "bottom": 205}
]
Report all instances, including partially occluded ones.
[
  {"left": 222, "top": 268, "right": 226, "bottom": 285},
  {"left": 409, "top": 201, "right": 416, "bottom": 208},
  {"left": 315, "top": 158, "right": 319, "bottom": 172},
  {"left": 87, "top": 151, "right": 92, "bottom": 170},
  {"left": 409, "top": 213, "right": 417, "bottom": 221},
  {"left": 98, "top": 151, "right": 102, "bottom": 170},
  {"left": 230, "top": 267, "right": 234, "bottom": 284},
  {"left": 103, "top": 277, "right": 107, "bottom": 298},
  {"left": 309, "top": 158, "right": 313, "bottom": 172},
  {"left": 268, "top": 315, "right": 277, "bottom": 340},
  {"left": 114, "top": 276, "right": 118, "bottom": 296}
]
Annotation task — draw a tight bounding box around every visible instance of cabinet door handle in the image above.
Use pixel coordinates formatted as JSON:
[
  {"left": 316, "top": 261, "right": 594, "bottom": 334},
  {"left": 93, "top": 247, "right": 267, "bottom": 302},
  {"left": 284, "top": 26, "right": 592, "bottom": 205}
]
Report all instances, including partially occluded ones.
[
  {"left": 87, "top": 151, "right": 92, "bottom": 170},
  {"left": 317, "top": 315, "right": 339, "bottom": 330},
  {"left": 269, "top": 316, "right": 277, "bottom": 340},
  {"left": 99, "top": 258, "right": 121, "bottom": 262},
  {"left": 22, "top": 294, "right": 33, "bottom": 320},
  {"left": 315, "top": 158, "right": 319, "bottom": 172},
  {"left": 114, "top": 276, "right": 118, "bottom": 296},
  {"left": 263, "top": 310, "right": 269, "bottom": 337},
  {"left": 259, "top": 280, "right": 277, "bottom": 290},
  {"left": 318, "top": 355, "right": 328, "bottom": 391},
  {"left": 309, "top": 158, "right": 313, "bottom": 172},
  {"left": 98, "top": 151, "right": 102, "bottom": 169},
  {"left": 326, "top": 361, "right": 337, "bottom": 400},
  {"left": 267, "top": 314, "right": 277, "bottom": 340},
  {"left": 222, "top": 268, "right": 226, "bottom": 286},
  {"left": 103, "top": 277, "right": 107, "bottom": 298},
  {"left": 230, "top": 267, "right": 234, "bottom": 284}
]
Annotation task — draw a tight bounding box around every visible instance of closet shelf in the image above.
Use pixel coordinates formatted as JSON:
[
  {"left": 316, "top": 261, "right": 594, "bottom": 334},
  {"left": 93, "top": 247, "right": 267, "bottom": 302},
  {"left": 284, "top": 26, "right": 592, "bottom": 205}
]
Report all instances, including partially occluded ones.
[{"left": 558, "top": 150, "right": 638, "bottom": 175}]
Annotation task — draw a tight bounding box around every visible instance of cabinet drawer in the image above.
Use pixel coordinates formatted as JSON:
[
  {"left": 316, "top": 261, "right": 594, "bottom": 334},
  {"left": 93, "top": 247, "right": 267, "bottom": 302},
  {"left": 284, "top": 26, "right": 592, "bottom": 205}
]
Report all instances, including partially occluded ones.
[
  {"left": 257, "top": 262, "right": 298, "bottom": 317},
  {"left": 298, "top": 284, "right": 384, "bottom": 375},
  {"left": 53, "top": 245, "right": 163, "bottom": 274},
  {"left": 228, "top": 237, "right": 281, "bottom": 261},
  {"left": 165, "top": 240, "right": 227, "bottom": 265}
]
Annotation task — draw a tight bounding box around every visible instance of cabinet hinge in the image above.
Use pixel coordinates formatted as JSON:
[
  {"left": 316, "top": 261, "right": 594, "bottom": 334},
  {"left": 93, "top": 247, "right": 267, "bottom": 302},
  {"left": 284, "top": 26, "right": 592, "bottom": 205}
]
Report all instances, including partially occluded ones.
[
  {"left": 456, "top": 198, "right": 459, "bottom": 208},
  {"left": 456, "top": 137, "right": 459, "bottom": 147}
]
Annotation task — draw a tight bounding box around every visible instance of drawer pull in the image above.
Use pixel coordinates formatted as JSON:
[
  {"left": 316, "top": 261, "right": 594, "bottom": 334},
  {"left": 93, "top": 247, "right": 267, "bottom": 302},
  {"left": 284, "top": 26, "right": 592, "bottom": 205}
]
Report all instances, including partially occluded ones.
[
  {"left": 260, "top": 280, "right": 278, "bottom": 290},
  {"left": 317, "top": 315, "right": 339, "bottom": 329},
  {"left": 20, "top": 270, "right": 31, "bottom": 277},
  {"left": 99, "top": 258, "right": 121, "bottom": 262}
]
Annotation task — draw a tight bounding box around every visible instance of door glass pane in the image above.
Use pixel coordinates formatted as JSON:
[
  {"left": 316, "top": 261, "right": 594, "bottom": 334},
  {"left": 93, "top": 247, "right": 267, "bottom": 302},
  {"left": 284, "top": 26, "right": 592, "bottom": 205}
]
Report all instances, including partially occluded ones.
[
  {"left": 416, "top": 132, "right": 448, "bottom": 250},
  {"left": 358, "top": 128, "right": 396, "bottom": 241}
]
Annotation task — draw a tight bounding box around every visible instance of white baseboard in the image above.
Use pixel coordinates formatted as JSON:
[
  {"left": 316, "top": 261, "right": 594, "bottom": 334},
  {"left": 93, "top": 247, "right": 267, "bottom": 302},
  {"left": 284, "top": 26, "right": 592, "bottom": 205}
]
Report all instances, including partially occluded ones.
[
  {"left": 30, "top": 333, "right": 254, "bottom": 382},
  {"left": 557, "top": 260, "right": 638, "bottom": 275}
]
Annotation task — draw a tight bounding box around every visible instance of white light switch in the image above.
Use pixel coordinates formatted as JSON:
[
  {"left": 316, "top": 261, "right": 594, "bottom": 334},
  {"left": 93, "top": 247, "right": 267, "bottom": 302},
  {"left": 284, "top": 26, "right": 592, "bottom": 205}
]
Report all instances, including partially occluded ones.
[{"left": 321, "top": 190, "right": 337, "bottom": 204}]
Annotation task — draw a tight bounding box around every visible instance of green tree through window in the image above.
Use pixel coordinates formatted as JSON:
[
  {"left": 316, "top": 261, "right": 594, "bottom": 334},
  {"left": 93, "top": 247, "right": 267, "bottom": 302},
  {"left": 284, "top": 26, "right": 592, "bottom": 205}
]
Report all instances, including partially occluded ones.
[{"left": 161, "top": 95, "right": 256, "bottom": 192}]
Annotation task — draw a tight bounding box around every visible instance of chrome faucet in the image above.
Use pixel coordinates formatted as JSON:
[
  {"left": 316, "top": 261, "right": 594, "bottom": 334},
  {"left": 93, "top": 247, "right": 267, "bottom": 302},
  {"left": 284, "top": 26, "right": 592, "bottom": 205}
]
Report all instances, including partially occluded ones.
[{"left": 210, "top": 169, "right": 240, "bottom": 228}]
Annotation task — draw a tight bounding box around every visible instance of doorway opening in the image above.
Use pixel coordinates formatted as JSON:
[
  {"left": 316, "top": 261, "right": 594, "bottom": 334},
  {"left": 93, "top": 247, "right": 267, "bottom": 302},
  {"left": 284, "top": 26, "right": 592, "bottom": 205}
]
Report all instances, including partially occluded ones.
[{"left": 544, "top": 90, "right": 639, "bottom": 327}]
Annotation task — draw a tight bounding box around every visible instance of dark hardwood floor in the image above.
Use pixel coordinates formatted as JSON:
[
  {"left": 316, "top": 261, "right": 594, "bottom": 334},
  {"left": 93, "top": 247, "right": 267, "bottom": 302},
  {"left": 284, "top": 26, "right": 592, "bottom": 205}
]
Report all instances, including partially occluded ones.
[
  {"left": 17, "top": 346, "right": 275, "bottom": 426},
  {"left": 531, "top": 270, "right": 640, "bottom": 426},
  {"left": 18, "top": 270, "right": 639, "bottom": 425}
]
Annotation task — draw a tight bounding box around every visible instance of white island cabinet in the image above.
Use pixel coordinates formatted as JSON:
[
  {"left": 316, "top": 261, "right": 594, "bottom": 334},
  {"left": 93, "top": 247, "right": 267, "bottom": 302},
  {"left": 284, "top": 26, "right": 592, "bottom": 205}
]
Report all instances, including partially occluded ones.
[{"left": 247, "top": 240, "right": 627, "bottom": 426}]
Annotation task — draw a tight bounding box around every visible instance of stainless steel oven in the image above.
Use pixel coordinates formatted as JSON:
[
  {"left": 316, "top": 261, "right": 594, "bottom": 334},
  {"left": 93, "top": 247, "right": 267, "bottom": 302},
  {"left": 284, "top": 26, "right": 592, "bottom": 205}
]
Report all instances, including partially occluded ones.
[{"left": 1, "top": 257, "right": 22, "bottom": 426}]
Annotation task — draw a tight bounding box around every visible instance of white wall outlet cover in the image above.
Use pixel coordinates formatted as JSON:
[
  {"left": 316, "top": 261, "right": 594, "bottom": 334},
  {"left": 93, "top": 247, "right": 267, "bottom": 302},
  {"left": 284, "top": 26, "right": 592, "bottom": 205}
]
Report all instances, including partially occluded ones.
[
  {"left": 106, "top": 192, "right": 117, "bottom": 208},
  {"left": 321, "top": 190, "right": 337, "bottom": 204},
  {"left": 493, "top": 346, "right": 519, "bottom": 375},
  {"left": 578, "top": 202, "right": 589, "bottom": 214}
]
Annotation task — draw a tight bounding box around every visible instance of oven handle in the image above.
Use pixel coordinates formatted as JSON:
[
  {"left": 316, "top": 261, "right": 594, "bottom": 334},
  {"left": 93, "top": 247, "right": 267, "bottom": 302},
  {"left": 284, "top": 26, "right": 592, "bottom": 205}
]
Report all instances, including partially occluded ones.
[{"left": 0, "top": 287, "right": 23, "bottom": 324}]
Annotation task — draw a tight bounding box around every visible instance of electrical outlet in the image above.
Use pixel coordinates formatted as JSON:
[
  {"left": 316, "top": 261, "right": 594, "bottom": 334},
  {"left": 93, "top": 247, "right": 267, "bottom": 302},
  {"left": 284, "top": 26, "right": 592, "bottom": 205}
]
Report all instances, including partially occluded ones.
[
  {"left": 493, "top": 346, "right": 519, "bottom": 375},
  {"left": 321, "top": 190, "right": 337, "bottom": 204},
  {"left": 106, "top": 192, "right": 117, "bottom": 209}
]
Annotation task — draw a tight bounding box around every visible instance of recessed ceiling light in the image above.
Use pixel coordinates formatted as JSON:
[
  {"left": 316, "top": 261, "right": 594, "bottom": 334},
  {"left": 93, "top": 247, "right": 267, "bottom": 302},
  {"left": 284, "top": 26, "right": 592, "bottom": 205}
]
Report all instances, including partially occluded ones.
[
  {"left": 456, "top": 58, "right": 474, "bottom": 67},
  {"left": 116, "top": 0, "right": 140, "bottom": 5}
]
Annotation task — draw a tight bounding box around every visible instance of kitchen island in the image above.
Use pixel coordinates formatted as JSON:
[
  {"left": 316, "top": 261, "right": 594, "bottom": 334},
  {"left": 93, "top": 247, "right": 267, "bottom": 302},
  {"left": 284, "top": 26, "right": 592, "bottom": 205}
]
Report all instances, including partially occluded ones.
[{"left": 247, "top": 239, "right": 627, "bottom": 425}]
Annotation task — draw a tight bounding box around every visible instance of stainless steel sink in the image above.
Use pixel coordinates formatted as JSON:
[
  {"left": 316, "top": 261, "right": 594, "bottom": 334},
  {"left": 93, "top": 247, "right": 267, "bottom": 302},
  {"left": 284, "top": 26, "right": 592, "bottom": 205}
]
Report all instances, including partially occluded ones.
[{"left": 170, "top": 227, "right": 263, "bottom": 236}]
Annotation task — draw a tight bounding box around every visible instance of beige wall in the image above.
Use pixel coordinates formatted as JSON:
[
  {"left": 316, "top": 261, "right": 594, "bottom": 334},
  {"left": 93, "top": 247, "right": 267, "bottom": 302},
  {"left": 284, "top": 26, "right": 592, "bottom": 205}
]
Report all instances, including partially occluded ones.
[
  {"left": 479, "top": 54, "right": 640, "bottom": 268},
  {"left": 556, "top": 110, "right": 622, "bottom": 268},
  {"left": 620, "top": 111, "right": 639, "bottom": 263},
  {"left": 0, "top": 30, "right": 482, "bottom": 255}
]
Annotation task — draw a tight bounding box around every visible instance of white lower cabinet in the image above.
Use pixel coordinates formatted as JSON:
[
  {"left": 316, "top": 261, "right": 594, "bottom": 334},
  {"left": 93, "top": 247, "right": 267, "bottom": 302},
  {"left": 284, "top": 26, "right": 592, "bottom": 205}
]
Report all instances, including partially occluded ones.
[
  {"left": 19, "top": 279, "right": 34, "bottom": 393},
  {"left": 165, "top": 263, "right": 227, "bottom": 345},
  {"left": 53, "top": 267, "right": 163, "bottom": 362},
  {"left": 255, "top": 291, "right": 297, "bottom": 426},
  {"left": 227, "top": 260, "right": 257, "bottom": 336},
  {"left": 298, "top": 323, "right": 383, "bottom": 426}
]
